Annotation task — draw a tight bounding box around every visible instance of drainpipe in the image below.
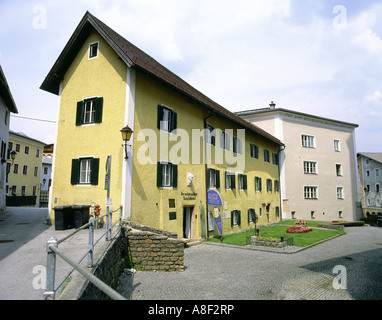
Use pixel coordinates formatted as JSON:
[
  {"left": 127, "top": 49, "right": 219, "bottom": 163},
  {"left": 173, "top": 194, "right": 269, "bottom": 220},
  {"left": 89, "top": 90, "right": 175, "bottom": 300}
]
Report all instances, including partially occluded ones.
[
  {"left": 204, "top": 111, "right": 215, "bottom": 239},
  {"left": 278, "top": 144, "right": 286, "bottom": 222}
]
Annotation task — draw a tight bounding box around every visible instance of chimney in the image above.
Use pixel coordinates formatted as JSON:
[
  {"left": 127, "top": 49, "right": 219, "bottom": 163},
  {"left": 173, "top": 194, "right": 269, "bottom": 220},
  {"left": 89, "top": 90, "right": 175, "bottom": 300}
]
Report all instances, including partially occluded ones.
[{"left": 269, "top": 101, "right": 276, "bottom": 109}]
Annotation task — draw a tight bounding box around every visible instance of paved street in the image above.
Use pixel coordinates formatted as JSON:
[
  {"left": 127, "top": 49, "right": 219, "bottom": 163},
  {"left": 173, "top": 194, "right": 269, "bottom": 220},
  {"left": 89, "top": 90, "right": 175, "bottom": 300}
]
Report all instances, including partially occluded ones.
[
  {"left": 117, "top": 226, "right": 382, "bottom": 300},
  {"left": 0, "top": 207, "right": 111, "bottom": 300},
  {"left": 1, "top": 206, "right": 382, "bottom": 300}
]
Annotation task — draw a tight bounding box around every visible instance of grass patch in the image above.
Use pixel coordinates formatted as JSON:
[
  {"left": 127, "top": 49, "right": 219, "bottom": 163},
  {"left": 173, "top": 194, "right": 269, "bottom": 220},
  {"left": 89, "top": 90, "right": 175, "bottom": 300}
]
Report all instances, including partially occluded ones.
[{"left": 208, "top": 221, "right": 345, "bottom": 247}]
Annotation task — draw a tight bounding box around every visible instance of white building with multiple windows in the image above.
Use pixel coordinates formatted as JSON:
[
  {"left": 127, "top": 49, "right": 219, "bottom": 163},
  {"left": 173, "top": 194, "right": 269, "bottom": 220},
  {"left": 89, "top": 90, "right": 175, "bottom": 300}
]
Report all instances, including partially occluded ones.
[
  {"left": 237, "top": 102, "right": 361, "bottom": 222},
  {"left": 357, "top": 153, "right": 382, "bottom": 220}
]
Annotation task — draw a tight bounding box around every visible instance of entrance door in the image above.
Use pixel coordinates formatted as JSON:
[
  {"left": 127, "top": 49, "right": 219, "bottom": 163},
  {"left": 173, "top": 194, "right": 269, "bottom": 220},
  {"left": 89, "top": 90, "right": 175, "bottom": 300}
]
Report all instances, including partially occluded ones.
[{"left": 183, "top": 206, "right": 194, "bottom": 239}]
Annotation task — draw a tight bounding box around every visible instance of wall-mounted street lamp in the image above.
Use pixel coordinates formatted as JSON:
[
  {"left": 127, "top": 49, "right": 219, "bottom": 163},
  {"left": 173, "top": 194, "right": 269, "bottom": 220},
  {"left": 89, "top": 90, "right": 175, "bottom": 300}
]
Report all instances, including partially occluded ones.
[
  {"left": 6, "top": 150, "right": 17, "bottom": 182},
  {"left": 120, "top": 125, "right": 133, "bottom": 159}
]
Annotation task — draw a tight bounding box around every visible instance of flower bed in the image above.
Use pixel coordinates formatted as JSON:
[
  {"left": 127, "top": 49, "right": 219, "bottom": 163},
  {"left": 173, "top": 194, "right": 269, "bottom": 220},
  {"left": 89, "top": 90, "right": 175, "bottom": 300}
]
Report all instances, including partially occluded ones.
[{"left": 286, "top": 225, "right": 312, "bottom": 233}]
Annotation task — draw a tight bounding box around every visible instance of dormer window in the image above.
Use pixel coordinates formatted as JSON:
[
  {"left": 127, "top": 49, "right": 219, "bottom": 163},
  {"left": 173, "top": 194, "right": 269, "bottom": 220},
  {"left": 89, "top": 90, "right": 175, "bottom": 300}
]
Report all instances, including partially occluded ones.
[{"left": 89, "top": 42, "right": 99, "bottom": 59}]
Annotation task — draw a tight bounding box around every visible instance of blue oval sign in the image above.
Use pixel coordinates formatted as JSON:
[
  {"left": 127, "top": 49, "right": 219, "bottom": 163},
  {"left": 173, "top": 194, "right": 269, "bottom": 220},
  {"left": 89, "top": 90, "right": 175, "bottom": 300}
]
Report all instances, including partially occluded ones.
[{"left": 207, "top": 190, "right": 222, "bottom": 206}]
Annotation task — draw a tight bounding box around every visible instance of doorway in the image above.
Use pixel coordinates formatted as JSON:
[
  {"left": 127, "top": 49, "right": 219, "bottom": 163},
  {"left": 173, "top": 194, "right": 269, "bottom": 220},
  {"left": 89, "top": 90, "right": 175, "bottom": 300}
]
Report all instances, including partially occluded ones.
[{"left": 183, "top": 206, "right": 194, "bottom": 239}]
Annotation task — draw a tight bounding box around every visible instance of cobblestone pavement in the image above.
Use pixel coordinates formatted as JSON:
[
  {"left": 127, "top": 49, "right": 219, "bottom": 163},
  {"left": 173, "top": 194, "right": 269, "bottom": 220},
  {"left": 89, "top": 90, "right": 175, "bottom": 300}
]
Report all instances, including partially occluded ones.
[{"left": 117, "top": 226, "right": 382, "bottom": 300}]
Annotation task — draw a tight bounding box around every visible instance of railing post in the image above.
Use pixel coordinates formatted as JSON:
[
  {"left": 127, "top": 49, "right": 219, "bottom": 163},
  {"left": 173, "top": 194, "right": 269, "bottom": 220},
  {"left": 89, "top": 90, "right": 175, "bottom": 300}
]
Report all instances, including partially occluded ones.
[
  {"left": 108, "top": 209, "right": 113, "bottom": 240},
  {"left": 88, "top": 217, "right": 94, "bottom": 268},
  {"left": 44, "top": 237, "right": 57, "bottom": 300},
  {"left": 119, "top": 205, "right": 123, "bottom": 225}
]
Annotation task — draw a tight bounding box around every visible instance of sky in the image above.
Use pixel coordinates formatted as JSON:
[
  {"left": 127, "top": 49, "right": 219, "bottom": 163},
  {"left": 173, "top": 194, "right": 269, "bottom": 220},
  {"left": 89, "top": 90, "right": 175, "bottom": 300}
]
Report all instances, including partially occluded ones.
[{"left": 0, "top": 0, "right": 382, "bottom": 152}]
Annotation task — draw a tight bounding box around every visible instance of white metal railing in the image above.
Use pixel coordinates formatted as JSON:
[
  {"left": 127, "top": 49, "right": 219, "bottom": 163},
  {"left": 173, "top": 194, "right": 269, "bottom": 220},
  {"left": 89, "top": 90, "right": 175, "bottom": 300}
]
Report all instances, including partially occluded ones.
[{"left": 44, "top": 205, "right": 126, "bottom": 300}]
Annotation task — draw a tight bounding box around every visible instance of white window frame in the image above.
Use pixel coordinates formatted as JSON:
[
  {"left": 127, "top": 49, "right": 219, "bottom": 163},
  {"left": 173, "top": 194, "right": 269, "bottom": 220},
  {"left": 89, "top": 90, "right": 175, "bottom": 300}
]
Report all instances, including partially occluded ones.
[
  {"left": 304, "top": 186, "right": 318, "bottom": 199},
  {"left": 162, "top": 162, "right": 172, "bottom": 187},
  {"left": 250, "top": 143, "right": 259, "bottom": 159},
  {"left": 255, "top": 176, "right": 262, "bottom": 192},
  {"left": 83, "top": 98, "right": 97, "bottom": 124},
  {"left": 220, "top": 131, "right": 230, "bottom": 150},
  {"left": 88, "top": 41, "right": 99, "bottom": 59},
  {"left": 208, "top": 167, "right": 217, "bottom": 188},
  {"left": 303, "top": 161, "right": 317, "bottom": 174},
  {"left": 336, "top": 163, "right": 343, "bottom": 176},
  {"left": 337, "top": 187, "right": 344, "bottom": 199},
  {"left": 79, "top": 158, "right": 92, "bottom": 184},
  {"left": 301, "top": 134, "right": 315, "bottom": 148},
  {"left": 334, "top": 139, "right": 341, "bottom": 152}
]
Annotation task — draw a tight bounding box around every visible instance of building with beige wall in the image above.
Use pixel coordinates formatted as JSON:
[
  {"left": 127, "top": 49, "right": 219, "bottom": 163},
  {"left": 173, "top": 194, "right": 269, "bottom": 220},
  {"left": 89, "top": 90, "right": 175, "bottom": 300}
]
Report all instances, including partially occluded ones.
[{"left": 238, "top": 102, "right": 361, "bottom": 222}]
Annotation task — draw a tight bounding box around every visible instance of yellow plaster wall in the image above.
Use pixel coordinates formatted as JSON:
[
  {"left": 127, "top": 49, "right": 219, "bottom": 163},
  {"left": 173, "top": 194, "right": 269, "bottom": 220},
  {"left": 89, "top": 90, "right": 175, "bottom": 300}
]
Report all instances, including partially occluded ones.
[
  {"left": 7, "top": 134, "right": 45, "bottom": 201},
  {"left": 132, "top": 71, "right": 281, "bottom": 238},
  {"left": 50, "top": 30, "right": 127, "bottom": 223}
]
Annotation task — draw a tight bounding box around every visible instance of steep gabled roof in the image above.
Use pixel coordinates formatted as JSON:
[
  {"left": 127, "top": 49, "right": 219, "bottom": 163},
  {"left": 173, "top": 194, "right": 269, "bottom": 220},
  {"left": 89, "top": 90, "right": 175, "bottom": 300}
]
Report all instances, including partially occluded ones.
[
  {"left": 0, "top": 65, "right": 18, "bottom": 114},
  {"left": 40, "top": 11, "right": 283, "bottom": 147}
]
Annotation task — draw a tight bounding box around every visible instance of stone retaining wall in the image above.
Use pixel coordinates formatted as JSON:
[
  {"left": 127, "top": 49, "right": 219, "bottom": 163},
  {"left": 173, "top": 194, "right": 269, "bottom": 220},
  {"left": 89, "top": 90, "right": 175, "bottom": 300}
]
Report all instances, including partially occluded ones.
[
  {"left": 123, "top": 222, "right": 184, "bottom": 272},
  {"left": 249, "top": 236, "right": 287, "bottom": 248}
]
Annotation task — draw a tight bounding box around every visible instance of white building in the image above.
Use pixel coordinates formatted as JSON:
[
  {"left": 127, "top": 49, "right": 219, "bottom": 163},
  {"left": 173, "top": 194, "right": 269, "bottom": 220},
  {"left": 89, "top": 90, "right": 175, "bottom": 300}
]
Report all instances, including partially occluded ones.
[
  {"left": 237, "top": 102, "right": 361, "bottom": 222},
  {"left": 0, "top": 66, "right": 18, "bottom": 214},
  {"left": 357, "top": 153, "right": 382, "bottom": 222}
]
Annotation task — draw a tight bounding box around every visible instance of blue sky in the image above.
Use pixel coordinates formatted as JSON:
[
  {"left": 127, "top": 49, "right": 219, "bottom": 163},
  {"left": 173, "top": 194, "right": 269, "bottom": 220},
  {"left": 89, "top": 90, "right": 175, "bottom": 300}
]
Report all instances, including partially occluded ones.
[{"left": 0, "top": 0, "right": 381, "bottom": 152}]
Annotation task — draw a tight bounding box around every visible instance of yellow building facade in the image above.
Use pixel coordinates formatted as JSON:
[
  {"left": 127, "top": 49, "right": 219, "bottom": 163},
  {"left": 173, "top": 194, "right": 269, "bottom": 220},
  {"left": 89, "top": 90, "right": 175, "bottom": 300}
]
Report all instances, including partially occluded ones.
[
  {"left": 6, "top": 131, "right": 46, "bottom": 206},
  {"left": 41, "top": 12, "right": 283, "bottom": 239}
]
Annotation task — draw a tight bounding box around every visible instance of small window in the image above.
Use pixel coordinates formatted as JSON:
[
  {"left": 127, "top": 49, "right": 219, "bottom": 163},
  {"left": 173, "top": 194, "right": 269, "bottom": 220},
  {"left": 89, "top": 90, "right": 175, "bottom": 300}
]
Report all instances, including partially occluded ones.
[
  {"left": 304, "top": 161, "right": 317, "bottom": 174},
  {"left": 33, "top": 186, "right": 37, "bottom": 196},
  {"left": 89, "top": 42, "right": 99, "bottom": 59},
  {"left": 336, "top": 164, "right": 343, "bottom": 176},
  {"left": 13, "top": 163, "right": 19, "bottom": 174},
  {"left": 25, "top": 146, "right": 29, "bottom": 154},
  {"left": 44, "top": 167, "right": 48, "bottom": 174},
  {"left": 169, "top": 199, "right": 176, "bottom": 208},
  {"left": 76, "top": 97, "right": 103, "bottom": 125},
  {"left": 206, "top": 123, "right": 216, "bottom": 146},
  {"left": 158, "top": 105, "right": 177, "bottom": 133},
  {"left": 337, "top": 187, "right": 344, "bottom": 199},
  {"left": 376, "top": 184, "right": 380, "bottom": 193},
  {"left": 231, "top": 210, "right": 241, "bottom": 227},
  {"left": 272, "top": 153, "right": 279, "bottom": 165},
  {"left": 157, "top": 162, "right": 178, "bottom": 188},
  {"left": 274, "top": 180, "right": 279, "bottom": 193},
  {"left": 21, "top": 186, "right": 26, "bottom": 196},
  {"left": 302, "top": 134, "right": 315, "bottom": 148},
  {"left": 238, "top": 174, "right": 247, "bottom": 190},
  {"left": 36, "top": 149, "right": 40, "bottom": 158},
  {"left": 34, "top": 166, "right": 38, "bottom": 177},
  {"left": 208, "top": 168, "right": 220, "bottom": 189},
  {"left": 255, "top": 176, "right": 262, "bottom": 192},
  {"left": 264, "top": 149, "right": 270, "bottom": 163},
  {"left": 225, "top": 171, "right": 235, "bottom": 190},
  {"left": 334, "top": 139, "right": 340, "bottom": 152},
  {"left": 220, "top": 131, "right": 230, "bottom": 150},
  {"left": 250, "top": 143, "right": 259, "bottom": 159},
  {"left": 15, "top": 144, "right": 20, "bottom": 152},
  {"left": 23, "top": 165, "right": 28, "bottom": 175},
  {"left": 71, "top": 158, "right": 100, "bottom": 185},
  {"left": 266, "top": 179, "right": 272, "bottom": 192},
  {"left": 233, "top": 136, "right": 242, "bottom": 154},
  {"left": 304, "top": 186, "right": 318, "bottom": 199},
  {"left": 248, "top": 208, "right": 256, "bottom": 223}
]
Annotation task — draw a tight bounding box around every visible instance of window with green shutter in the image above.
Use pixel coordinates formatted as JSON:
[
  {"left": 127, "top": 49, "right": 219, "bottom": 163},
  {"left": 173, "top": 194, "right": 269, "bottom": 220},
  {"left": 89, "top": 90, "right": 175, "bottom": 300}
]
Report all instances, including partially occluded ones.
[
  {"left": 238, "top": 174, "right": 247, "bottom": 190},
  {"left": 71, "top": 157, "right": 99, "bottom": 185},
  {"left": 157, "top": 162, "right": 178, "bottom": 188},
  {"left": 76, "top": 97, "right": 103, "bottom": 125},
  {"left": 207, "top": 168, "right": 220, "bottom": 189},
  {"left": 231, "top": 210, "right": 241, "bottom": 227},
  {"left": 157, "top": 105, "right": 177, "bottom": 133}
]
